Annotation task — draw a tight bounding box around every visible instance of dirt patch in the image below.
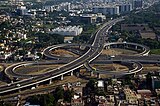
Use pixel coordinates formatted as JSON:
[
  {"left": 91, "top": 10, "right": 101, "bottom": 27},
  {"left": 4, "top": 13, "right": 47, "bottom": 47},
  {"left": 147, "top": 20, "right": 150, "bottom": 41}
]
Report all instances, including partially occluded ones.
[
  {"left": 102, "top": 48, "right": 138, "bottom": 55},
  {"left": 51, "top": 49, "right": 79, "bottom": 57},
  {"left": 15, "top": 64, "right": 63, "bottom": 75},
  {"left": 0, "top": 81, "right": 7, "bottom": 86},
  {"left": 91, "top": 64, "right": 129, "bottom": 72}
]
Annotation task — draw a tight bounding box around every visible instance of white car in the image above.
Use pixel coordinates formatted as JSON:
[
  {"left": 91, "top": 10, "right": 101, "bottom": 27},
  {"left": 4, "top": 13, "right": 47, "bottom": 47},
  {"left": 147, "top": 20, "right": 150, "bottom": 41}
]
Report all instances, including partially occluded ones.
[
  {"left": 16, "top": 84, "right": 20, "bottom": 87},
  {"left": 110, "top": 55, "right": 115, "bottom": 58},
  {"left": 31, "top": 87, "right": 36, "bottom": 90},
  {"left": 7, "top": 83, "right": 11, "bottom": 86}
]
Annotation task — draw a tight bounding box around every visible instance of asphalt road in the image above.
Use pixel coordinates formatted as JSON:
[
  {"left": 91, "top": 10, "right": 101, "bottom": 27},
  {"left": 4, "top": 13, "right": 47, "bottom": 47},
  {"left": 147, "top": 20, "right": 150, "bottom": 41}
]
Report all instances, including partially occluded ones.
[{"left": 0, "top": 17, "right": 125, "bottom": 95}]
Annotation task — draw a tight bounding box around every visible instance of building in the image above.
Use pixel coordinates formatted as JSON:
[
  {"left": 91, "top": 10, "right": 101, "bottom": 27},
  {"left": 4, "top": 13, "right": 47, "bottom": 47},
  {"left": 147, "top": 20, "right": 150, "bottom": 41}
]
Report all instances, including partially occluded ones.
[
  {"left": 97, "top": 80, "right": 104, "bottom": 91},
  {"left": 0, "top": 15, "right": 10, "bottom": 24},
  {"left": 133, "top": 0, "right": 143, "bottom": 9},
  {"left": 151, "top": 76, "right": 160, "bottom": 89},
  {"left": 57, "top": 2, "right": 71, "bottom": 12},
  {"left": 43, "top": 5, "right": 55, "bottom": 12},
  {"left": 118, "top": 3, "right": 132, "bottom": 13},
  {"left": 64, "top": 37, "right": 74, "bottom": 43},
  {"left": 93, "top": 5, "right": 120, "bottom": 15},
  {"left": 124, "top": 88, "right": 138, "bottom": 104},
  {"left": 49, "top": 26, "right": 83, "bottom": 36},
  {"left": 139, "top": 30, "right": 156, "bottom": 40},
  {"left": 71, "top": 87, "right": 83, "bottom": 106},
  {"left": 137, "top": 89, "right": 152, "bottom": 99},
  {"left": 80, "top": 13, "right": 106, "bottom": 24},
  {"left": 16, "top": 6, "right": 28, "bottom": 16},
  {"left": 80, "top": 14, "right": 97, "bottom": 24},
  {"left": 121, "top": 24, "right": 148, "bottom": 31}
]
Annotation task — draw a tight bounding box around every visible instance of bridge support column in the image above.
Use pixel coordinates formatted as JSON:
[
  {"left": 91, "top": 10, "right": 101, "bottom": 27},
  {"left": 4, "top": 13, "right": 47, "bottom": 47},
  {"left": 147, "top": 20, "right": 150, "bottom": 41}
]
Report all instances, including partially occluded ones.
[
  {"left": 135, "top": 46, "right": 138, "bottom": 50},
  {"left": 49, "top": 79, "right": 52, "bottom": 84},
  {"left": 90, "top": 71, "right": 94, "bottom": 76},
  {"left": 36, "top": 84, "right": 39, "bottom": 88},
  {"left": 18, "top": 89, "right": 21, "bottom": 93},
  {"left": 106, "top": 46, "right": 110, "bottom": 49},
  {"left": 142, "top": 47, "right": 145, "bottom": 51},
  {"left": 70, "top": 71, "right": 73, "bottom": 76},
  {"left": 61, "top": 75, "right": 64, "bottom": 80},
  {"left": 114, "top": 44, "right": 117, "bottom": 48},
  {"left": 125, "top": 44, "right": 128, "bottom": 48},
  {"left": 97, "top": 73, "right": 100, "bottom": 79}
]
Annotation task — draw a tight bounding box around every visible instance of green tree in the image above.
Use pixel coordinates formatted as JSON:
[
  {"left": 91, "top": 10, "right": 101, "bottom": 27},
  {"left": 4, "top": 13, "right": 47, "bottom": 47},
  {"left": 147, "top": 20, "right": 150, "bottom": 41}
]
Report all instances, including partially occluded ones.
[
  {"left": 146, "top": 72, "right": 152, "bottom": 90},
  {"left": 40, "top": 94, "right": 56, "bottom": 106},
  {"left": 27, "top": 95, "right": 40, "bottom": 105},
  {"left": 86, "top": 79, "right": 97, "bottom": 91},
  {"left": 54, "top": 86, "right": 64, "bottom": 101},
  {"left": 64, "top": 89, "right": 74, "bottom": 102}
]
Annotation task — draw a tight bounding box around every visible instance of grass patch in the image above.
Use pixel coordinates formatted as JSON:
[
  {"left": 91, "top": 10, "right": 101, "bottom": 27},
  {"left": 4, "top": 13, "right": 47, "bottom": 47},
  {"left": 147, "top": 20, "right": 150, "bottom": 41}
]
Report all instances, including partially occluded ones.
[{"left": 150, "top": 49, "right": 160, "bottom": 55}]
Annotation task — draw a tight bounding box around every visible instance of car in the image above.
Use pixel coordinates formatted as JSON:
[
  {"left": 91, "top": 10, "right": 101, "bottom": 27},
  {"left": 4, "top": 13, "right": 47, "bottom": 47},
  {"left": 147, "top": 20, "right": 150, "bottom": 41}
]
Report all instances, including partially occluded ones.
[
  {"left": 16, "top": 84, "right": 20, "bottom": 87},
  {"left": 110, "top": 55, "right": 115, "bottom": 58},
  {"left": 7, "top": 83, "right": 11, "bottom": 86},
  {"left": 123, "top": 41, "right": 127, "bottom": 43},
  {"left": 31, "top": 87, "right": 36, "bottom": 90}
]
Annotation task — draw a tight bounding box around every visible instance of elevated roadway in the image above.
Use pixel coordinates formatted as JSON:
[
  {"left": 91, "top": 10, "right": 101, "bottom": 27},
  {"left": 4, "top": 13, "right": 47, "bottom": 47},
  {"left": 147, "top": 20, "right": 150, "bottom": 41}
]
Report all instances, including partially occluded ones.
[
  {"left": 0, "top": 17, "right": 125, "bottom": 95},
  {"left": 104, "top": 42, "right": 150, "bottom": 56},
  {"left": 84, "top": 60, "right": 143, "bottom": 76}
]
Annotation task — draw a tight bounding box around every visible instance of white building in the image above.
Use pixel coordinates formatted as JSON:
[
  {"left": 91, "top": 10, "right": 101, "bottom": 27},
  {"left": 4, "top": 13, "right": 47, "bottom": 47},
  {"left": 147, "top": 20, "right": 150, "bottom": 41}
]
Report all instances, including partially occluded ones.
[
  {"left": 118, "top": 3, "right": 133, "bottom": 13},
  {"left": 97, "top": 80, "right": 104, "bottom": 88},
  {"left": 50, "top": 26, "right": 83, "bottom": 36},
  {"left": 17, "top": 6, "right": 28, "bottom": 15},
  {"left": 93, "top": 5, "right": 120, "bottom": 15},
  {"left": 43, "top": 5, "right": 55, "bottom": 12},
  {"left": 58, "top": 2, "right": 71, "bottom": 11}
]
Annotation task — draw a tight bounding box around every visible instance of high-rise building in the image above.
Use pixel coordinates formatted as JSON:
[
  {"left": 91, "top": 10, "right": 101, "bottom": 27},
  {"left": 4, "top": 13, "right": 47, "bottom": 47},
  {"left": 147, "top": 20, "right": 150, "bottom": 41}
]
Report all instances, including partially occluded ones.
[
  {"left": 118, "top": 3, "right": 132, "bottom": 13},
  {"left": 16, "top": 6, "right": 28, "bottom": 16},
  {"left": 133, "top": 0, "right": 143, "bottom": 9},
  {"left": 93, "top": 5, "right": 120, "bottom": 15}
]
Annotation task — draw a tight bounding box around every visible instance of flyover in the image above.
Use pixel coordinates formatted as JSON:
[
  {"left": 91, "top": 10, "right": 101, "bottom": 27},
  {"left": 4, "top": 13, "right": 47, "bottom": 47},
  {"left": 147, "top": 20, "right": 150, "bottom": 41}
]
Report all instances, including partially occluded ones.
[
  {"left": 4, "top": 40, "right": 151, "bottom": 79},
  {"left": 84, "top": 60, "right": 143, "bottom": 77},
  {"left": 104, "top": 42, "right": 150, "bottom": 56},
  {"left": 0, "top": 17, "right": 125, "bottom": 95}
]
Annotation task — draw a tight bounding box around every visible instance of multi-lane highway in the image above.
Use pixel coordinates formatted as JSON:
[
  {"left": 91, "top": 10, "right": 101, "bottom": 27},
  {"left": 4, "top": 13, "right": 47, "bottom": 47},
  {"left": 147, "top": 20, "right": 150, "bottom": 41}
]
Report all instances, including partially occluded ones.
[
  {"left": 1, "top": 15, "right": 159, "bottom": 96},
  {"left": 0, "top": 17, "right": 125, "bottom": 95},
  {"left": 0, "top": 15, "right": 159, "bottom": 97}
]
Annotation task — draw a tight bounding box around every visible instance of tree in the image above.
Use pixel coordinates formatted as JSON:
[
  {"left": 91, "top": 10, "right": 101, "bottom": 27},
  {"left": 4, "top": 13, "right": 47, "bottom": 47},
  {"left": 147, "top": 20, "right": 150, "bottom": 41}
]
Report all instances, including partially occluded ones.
[
  {"left": 27, "top": 94, "right": 56, "bottom": 106},
  {"left": 27, "top": 95, "right": 40, "bottom": 105},
  {"left": 40, "top": 94, "right": 56, "bottom": 106},
  {"left": 146, "top": 72, "right": 152, "bottom": 90},
  {"left": 64, "top": 89, "right": 74, "bottom": 102},
  {"left": 86, "top": 79, "right": 97, "bottom": 91},
  {"left": 54, "top": 86, "right": 64, "bottom": 101}
]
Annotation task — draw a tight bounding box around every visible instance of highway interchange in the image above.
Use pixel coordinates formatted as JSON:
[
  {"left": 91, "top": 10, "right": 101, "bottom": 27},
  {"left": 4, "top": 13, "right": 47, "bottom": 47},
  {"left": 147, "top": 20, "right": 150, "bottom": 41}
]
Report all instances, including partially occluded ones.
[{"left": 0, "top": 16, "right": 160, "bottom": 98}]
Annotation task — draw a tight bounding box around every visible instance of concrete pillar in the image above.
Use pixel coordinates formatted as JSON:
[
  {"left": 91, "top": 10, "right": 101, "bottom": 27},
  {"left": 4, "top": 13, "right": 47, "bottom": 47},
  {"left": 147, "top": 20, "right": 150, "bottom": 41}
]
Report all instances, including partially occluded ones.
[
  {"left": 90, "top": 71, "right": 94, "bottom": 76},
  {"left": 70, "top": 71, "right": 73, "bottom": 76},
  {"left": 107, "top": 45, "right": 110, "bottom": 49},
  {"left": 49, "top": 79, "right": 52, "bottom": 84},
  {"left": 97, "top": 73, "right": 100, "bottom": 79},
  {"left": 76, "top": 72, "right": 80, "bottom": 77},
  {"left": 36, "top": 84, "right": 39, "bottom": 88},
  {"left": 125, "top": 44, "right": 128, "bottom": 48},
  {"left": 135, "top": 46, "right": 138, "bottom": 50},
  {"left": 143, "top": 47, "right": 145, "bottom": 51},
  {"left": 105, "top": 46, "right": 109, "bottom": 49},
  {"left": 114, "top": 44, "right": 117, "bottom": 48},
  {"left": 61, "top": 75, "right": 64, "bottom": 80},
  {"left": 18, "top": 89, "right": 21, "bottom": 93}
]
